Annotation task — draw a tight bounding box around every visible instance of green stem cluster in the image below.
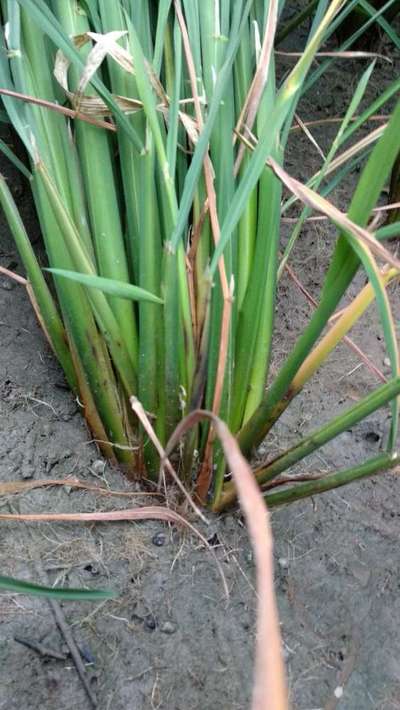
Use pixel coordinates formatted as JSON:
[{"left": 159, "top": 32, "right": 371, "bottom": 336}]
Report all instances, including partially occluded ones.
[{"left": 0, "top": 0, "right": 399, "bottom": 508}]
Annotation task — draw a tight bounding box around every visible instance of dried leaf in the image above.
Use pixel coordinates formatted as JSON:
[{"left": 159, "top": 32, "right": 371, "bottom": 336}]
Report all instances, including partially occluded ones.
[
  {"left": 78, "top": 32, "right": 132, "bottom": 96},
  {"left": 129, "top": 396, "right": 208, "bottom": 524},
  {"left": 0, "top": 477, "right": 156, "bottom": 499},
  {"left": 165, "top": 410, "right": 288, "bottom": 710},
  {"left": 267, "top": 157, "right": 400, "bottom": 270},
  {"left": 54, "top": 34, "right": 141, "bottom": 117},
  {"left": 87, "top": 31, "right": 134, "bottom": 79},
  {"left": 234, "top": 0, "right": 279, "bottom": 173}
]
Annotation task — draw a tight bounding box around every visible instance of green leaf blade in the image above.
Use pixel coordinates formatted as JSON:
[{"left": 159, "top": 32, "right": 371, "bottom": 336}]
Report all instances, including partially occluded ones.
[
  {"left": 0, "top": 575, "right": 116, "bottom": 600},
  {"left": 47, "top": 269, "right": 164, "bottom": 305}
]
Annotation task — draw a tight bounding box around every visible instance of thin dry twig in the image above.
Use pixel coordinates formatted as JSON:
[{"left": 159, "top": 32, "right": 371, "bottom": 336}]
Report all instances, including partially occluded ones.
[
  {"left": 0, "top": 505, "right": 197, "bottom": 529},
  {"left": 129, "top": 395, "right": 208, "bottom": 524},
  {"left": 0, "top": 266, "right": 69, "bottom": 357},
  {"left": 289, "top": 114, "right": 388, "bottom": 132},
  {"left": 262, "top": 473, "right": 325, "bottom": 490},
  {"left": 0, "top": 265, "right": 27, "bottom": 285},
  {"left": 294, "top": 112, "right": 326, "bottom": 160},
  {"left": 0, "top": 477, "right": 160, "bottom": 499},
  {"left": 14, "top": 635, "right": 68, "bottom": 661},
  {"left": 287, "top": 123, "right": 387, "bottom": 209},
  {"left": 35, "top": 562, "right": 97, "bottom": 708}
]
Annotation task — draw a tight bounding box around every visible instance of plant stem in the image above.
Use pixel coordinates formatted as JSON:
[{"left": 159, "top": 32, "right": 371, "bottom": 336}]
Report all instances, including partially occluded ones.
[
  {"left": 264, "top": 453, "right": 397, "bottom": 508},
  {"left": 217, "top": 376, "right": 400, "bottom": 509}
]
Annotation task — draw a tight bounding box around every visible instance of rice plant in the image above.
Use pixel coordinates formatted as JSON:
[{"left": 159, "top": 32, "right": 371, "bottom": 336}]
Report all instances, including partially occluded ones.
[{"left": 0, "top": 0, "right": 399, "bottom": 511}]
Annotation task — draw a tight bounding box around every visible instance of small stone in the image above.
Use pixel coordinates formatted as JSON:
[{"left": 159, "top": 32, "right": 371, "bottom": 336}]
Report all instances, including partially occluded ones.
[
  {"left": 334, "top": 686, "right": 343, "bottom": 699},
  {"left": 350, "top": 561, "right": 370, "bottom": 587},
  {"left": 9, "top": 450, "right": 22, "bottom": 464},
  {"left": 278, "top": 557, "right": 289, "bottom": 569},
  {"left": 84, "top": 564, "right": 100, "bottom": 576},
  {"left": 152, "top": 532, "right": 166, "bottom": 547},
  {"left": 144, "top": 614, "right": 157, "bottom": 631},
  {"left": 364, "top": 431, "right": 380, "bottom": 444},
  {"left": 79, "top": 644, "right": 96, "bottom": 664},
  {"left": 207, "top": 532, "right": 220, "bottom": 547},
  {"left": 21, "top": 465, "right": 35, "bottom": 480},
  {"left": 60, "top": 449, "right": 72, "bottom": 461},
  {"left": 160, "top": 621, "right": 177, "bottom": 635},
  {"left": 318, "top": 93, "right": 334, "bottom": 110},
  {"left": 91, "top": 459, "right": 106, "bottom": 474},
  {"left": 0, "top": 279, "right": 14, "bottom": 291}
]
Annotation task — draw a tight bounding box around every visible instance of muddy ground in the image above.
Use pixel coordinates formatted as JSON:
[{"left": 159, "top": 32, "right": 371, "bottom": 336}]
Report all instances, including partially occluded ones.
[{"left": 0, "top": 18, "right": 400, "bottom": 710}]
